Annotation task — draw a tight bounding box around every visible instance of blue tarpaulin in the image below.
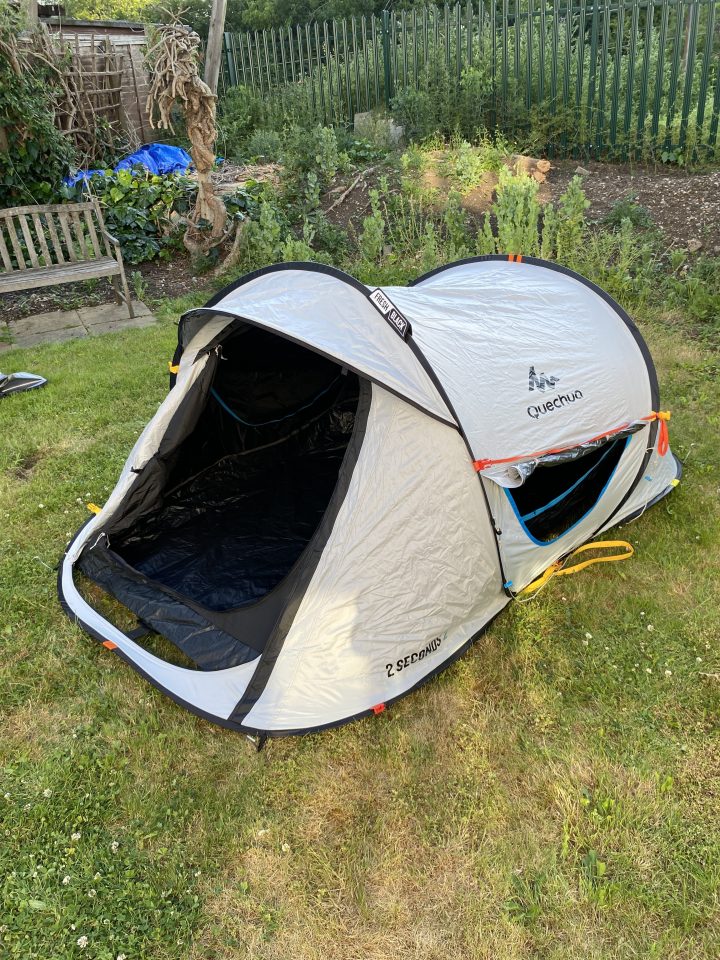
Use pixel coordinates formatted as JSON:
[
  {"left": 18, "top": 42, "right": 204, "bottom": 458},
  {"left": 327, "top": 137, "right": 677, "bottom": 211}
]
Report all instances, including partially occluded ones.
[{"left": 65, "top": 144, "right": 193, "bottom": 187}]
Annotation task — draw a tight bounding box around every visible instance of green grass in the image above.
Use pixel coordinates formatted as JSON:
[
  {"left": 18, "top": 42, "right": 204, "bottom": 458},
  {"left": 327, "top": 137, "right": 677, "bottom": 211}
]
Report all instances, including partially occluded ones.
[{"left": 0, "top": 300, "right": 718, "bottom": 959}]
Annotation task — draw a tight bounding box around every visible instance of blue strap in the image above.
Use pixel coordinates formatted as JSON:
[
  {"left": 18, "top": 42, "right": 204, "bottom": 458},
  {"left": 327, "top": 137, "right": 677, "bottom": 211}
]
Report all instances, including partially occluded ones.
[{"left": 210, "top": 376, "right": 342, "bottom": 428}]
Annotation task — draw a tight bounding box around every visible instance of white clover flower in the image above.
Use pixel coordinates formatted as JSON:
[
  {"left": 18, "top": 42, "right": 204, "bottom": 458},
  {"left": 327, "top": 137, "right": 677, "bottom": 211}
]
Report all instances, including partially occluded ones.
[
  {"left": 584, "top": 632, "right": 593, "bottom": 640},
  {"left": 281, "top": 842, "right": 290, "bottom": 853},
  {"left": 38, "top": 503, "right": 44, "bottom": 509},
  {"left": 194, "top": 869, "right": 201, "bottom": 877},
  {"left": 71, "top": 832, "right": 81, "bottom": 841},
  {"left": 87, "top": 889, "right": 96, "bottom": 898},
  {"left": 257, "top": 829, "right": 269, "bottom": 838},
  {"left": 62, "top": 875, "right": 71, "bottom": 885},
  {"left": 77, "top": 935, "right": 88, "bottom": 949},
  {"left": 647, "top": 624, "right": 655, "bottom": 632},
  {"left": 3, "top": 793, "right": 9, "bottom": 800},
  {"left": 640, "top": 611, "right": 645, "bottom": 617},
  {"left": 665, "top": 669, "right": 672, "bottom": 676},
  {"left": 646, "top": 668, "right": 652, "bottom": 674},
  {"left": 117, "top": 954, "right": 127, "bottom": 960},
  {"left": 43, "top": 788, "right": 52, "bottom": 798},
  {"left": 110, "top": 841, "right": 119, "bottom": 853},
  {"left": 696, "top": 657, "right": 703, "bottom": 663}
]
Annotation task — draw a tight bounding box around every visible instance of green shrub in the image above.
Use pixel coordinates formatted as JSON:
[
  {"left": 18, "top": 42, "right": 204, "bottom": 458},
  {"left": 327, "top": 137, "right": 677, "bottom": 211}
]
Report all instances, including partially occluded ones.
[
  {"left": 555, "top": 175, "right": 591, "bottom": 267},
  {"left": 63, "top": 169, "right": 196, "bottom": 264},
  {"left": 244, "top": 128, "right": 283, "bottom": 162},
  {"left": 391, "top": 61, "right": 495, "bottom": 143},
  {"left": 0, "top": 11, "right": 76, "bottom": 206},
  {"left": 240, "top": 199, "right": 285, "bottom": 268},
  {"left": 358, "top": 187, "right": 386, "bottom": 263},
  {"left": 217, "top": 85, "right": 265, "bottom": 161},
  {"left": 494, "top": 167, "right": 541, "bottom": 257},
  {"left": 390, "top": 86, "right": 438, "bottom": 143},
  {"left": 444, "top": 190, "right": 471, "bottom": 259},
  {"left": 603, "top": 193, "right": 655, "bottom": 230}
]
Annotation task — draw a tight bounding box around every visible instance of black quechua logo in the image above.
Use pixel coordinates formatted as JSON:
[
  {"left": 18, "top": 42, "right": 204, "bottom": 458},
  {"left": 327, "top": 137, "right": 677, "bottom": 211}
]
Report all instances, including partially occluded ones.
[{"left": 528, "top": 365, "right": 560, "bottom": 392}]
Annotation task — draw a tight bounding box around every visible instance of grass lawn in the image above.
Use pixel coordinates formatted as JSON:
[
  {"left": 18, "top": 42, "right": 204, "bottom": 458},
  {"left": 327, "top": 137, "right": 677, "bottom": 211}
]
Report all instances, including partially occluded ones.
[{"left": 0, "top": 294, "right": 718, "bottom": 959}]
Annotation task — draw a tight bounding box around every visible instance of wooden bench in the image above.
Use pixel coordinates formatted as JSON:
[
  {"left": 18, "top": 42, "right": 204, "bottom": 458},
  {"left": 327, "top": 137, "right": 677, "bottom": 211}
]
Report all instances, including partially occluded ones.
[{"left": 0, "top": 200, "right": 134, "bottom": 318}]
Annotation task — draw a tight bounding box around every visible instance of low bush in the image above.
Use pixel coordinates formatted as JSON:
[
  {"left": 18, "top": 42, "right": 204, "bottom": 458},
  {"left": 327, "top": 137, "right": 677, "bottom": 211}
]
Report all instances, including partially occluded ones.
[
  {"left": 0, "top": 10, "right": 77, "bottom": 206},
  {"left": 243, "top": 128, "right": 283, "bottom": 162},
  {"left": 439, "top": 133, "right": 512, "bottom": 192},
  {"left": 62, "top": 169, "right": 196, "bottom": 264},
  {"left": 280, "top": 125, "right": 351, "bottom": 212},
  {"left": 216, "top": 84, "right": 265, "bottom": 161}
]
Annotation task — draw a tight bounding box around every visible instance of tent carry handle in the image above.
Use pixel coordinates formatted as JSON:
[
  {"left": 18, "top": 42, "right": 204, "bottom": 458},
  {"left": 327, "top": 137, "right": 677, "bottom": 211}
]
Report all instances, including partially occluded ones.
[{"left": 519, "top": 540, "right": 635, "bottom": 597}]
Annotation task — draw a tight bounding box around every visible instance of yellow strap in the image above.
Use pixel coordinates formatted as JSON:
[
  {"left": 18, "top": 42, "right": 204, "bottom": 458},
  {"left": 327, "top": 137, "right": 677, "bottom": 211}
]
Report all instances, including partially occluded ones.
[
  {"left": 168, "top": 361, "right": 180, "bottom": 374},
  {"left": 520, "top": 540, "right": 634, "bottom": 595},
  {"left": 87, "top": 502, "right": 102, "bottom": 514}
]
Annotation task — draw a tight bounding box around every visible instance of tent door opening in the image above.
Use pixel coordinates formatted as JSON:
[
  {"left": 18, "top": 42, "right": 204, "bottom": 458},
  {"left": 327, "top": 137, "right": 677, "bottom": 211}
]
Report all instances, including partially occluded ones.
[
  {"left": 112, "top": 326, "right": 362, "bottom": 612},
  {"left": 504, "top": 436, "right": 629, "bottom": 543}
]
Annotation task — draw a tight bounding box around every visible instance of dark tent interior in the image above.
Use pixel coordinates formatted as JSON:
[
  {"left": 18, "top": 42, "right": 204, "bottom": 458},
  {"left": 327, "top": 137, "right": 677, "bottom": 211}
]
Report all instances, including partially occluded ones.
[
  {"left": 112, "top": 326, "right": 362, "bottom": 612},
  {"left": 507, "top": 436, "right": 628, "bottom": 541}
]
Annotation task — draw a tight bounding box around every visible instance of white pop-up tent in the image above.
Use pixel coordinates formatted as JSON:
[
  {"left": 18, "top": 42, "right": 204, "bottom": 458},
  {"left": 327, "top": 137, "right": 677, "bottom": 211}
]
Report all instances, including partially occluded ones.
[{"left": 59, "top": 258, "right": 680, "bottom": 737}]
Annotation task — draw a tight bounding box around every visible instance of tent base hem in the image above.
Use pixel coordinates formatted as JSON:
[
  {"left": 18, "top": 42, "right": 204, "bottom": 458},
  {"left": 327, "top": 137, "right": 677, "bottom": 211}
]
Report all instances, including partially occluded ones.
[{"left": 57, "top": 553, "right": 505, "bottom": 737}]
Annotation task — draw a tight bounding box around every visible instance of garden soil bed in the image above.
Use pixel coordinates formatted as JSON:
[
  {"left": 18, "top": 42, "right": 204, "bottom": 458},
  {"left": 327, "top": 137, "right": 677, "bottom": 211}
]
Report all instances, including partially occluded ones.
[
  {"left": 323, "top": 158, "right": 720, "bottom": 254},
  {"left": 1, "top": 252, "right": 200, "bottom": 323},
  {"left": 551, "top": 160, "right": 720, "bottom": 253},
  {"left": 3, "top": 159, "right": 719, "bottom": 325}
]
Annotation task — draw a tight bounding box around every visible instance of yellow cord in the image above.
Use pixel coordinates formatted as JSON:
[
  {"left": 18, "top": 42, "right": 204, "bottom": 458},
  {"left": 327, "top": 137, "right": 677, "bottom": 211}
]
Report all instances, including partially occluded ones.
[{"left": 520, "top": 540, "right": 635, "bottom": 596}]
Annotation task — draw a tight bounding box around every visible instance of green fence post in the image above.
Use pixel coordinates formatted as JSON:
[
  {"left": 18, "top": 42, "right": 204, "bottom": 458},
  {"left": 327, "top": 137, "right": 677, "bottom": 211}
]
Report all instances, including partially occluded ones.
[
  {"left": 695, "top": 0, "right": 716, "bottom": 150},
  {"left": 678, "top": 0, "right": 700, "bottom": 150},
  {"left": 382, "top": 9, "right": 393, "bottom": 106},
  {"left": 223, "top": 33, "right": 237, "bottom": 87}
]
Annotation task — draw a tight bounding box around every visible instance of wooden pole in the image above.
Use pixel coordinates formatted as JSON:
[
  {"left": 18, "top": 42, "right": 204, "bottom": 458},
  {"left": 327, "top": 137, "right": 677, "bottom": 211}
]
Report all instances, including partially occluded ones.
[
  {"left": 25, "top": 0, "right": 38, "bottom": 28},
  {"left": 204, "top": 0, "right": 228, "bottom": 94}
]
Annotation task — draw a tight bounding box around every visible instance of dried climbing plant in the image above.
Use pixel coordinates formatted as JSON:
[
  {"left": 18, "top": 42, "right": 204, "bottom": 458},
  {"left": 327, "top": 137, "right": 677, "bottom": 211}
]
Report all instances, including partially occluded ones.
[{"left": 145, "top": 23, "right": 228, "bottom": 256}]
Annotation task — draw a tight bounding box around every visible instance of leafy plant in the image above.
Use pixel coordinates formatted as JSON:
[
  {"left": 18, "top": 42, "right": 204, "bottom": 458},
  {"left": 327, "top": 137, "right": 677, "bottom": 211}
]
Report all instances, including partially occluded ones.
[
  {"left": 240, "top": 199, "right": 285, "bottom": 268},
  {"left": 130, "top": 270, "right": 147, "bottom": 300},
  {"left": 244, "top": 128, "right": 283, "bottom": 162},
  {"left": 554, "top": 176, "right": 591, "bottom": 266},
  {"left": 358, "top": 187, "right": 386, "bottom": 263},
  {"left": 216, "top": 84, "right": 265, "bottom": 161},
  {"left": 494, "top": 167, "right": 541, "bottom": 256},
  {"left": 282, "top": 125, "right": 347, "bottom": 192},
  {"left": 0, "top": 9, "right": 76, "bottom": 206},
  {"left": 443, "top": 190, "right": 471, "bottom": 259},
  {"left": 603, "top": 193, "right": 654, "bottom": 230},
  {"left": 65, "top": 169, "right": 196, "bottom": 264}
]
